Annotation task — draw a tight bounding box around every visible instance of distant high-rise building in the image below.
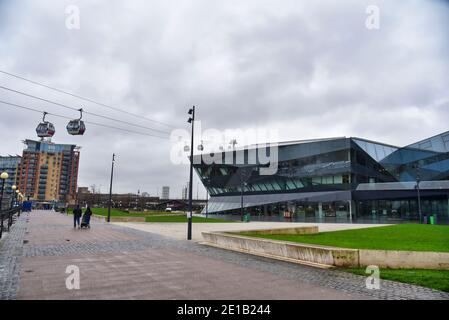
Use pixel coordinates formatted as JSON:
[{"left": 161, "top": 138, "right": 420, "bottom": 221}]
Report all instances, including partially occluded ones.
[
  {"left": 0, "top": 156, "right": 21, "bottom": 209},
  {"left": 17, "top": 139, "right": 80, "bottom": 204},
  {"left": 162, "top": 186, "right": 170, "bottom": 200},
  {"left": 182, "top": 183, "right": 189, "bottom": 200},
  {"left": 77, "top": 187, "right": 91, "bottom": 195}
]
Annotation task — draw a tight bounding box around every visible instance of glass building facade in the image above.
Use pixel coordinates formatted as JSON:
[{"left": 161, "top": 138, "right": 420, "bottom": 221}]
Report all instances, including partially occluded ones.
[
  {"left": 0, "top": 156, "right": 21, "bottom": 210},
  {"left": 193, "top": 133, "right": 449, "bottom": 224}
]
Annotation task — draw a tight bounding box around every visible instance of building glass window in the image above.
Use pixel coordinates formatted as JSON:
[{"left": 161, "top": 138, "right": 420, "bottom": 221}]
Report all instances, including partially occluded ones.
[{"left": 323, "top": 176, "right": 333, "bottom": 184}]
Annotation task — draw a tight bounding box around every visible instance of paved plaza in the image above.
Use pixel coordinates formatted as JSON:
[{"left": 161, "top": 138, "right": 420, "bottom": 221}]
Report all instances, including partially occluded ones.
[
  {"left": 1, "top": 211, "right": 448, "bottom": 300},
  {"left": 113, "top": 219, "right": 390, "bottom": 241}
]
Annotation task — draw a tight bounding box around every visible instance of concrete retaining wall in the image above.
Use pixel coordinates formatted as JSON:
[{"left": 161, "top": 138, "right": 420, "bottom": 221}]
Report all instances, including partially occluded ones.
[
  {"left": 360, "top": 250, "right": 449, "bottom": 270},
  {"left": 202, "top": 230, "right": 359, "bottom": 268},
  {"left": 202, "top": 229, "right": 449, "bottom": 270},
  {"left": 239, "top": 226, "right": 319, "bottom": 235}
]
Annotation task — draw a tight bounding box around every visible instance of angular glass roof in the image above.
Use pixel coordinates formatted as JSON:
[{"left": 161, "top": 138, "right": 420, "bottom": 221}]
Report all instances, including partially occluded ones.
[
  {"left": 406, "top": 131, "right": 449, "bottom": 153},
  {"left": 352, "top": 138, "right": 398, "bottom": 162}
]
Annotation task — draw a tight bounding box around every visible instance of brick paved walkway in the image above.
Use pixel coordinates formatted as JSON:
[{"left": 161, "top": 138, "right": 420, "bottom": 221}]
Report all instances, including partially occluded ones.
[{"left": 1, "top": 211, "right": 448, "bottom": 300}]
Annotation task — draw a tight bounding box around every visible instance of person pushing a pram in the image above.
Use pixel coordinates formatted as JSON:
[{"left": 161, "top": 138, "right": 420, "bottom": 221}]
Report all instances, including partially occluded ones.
[{"left": 81, "top": 206, "right": 92, "bottom": 229}]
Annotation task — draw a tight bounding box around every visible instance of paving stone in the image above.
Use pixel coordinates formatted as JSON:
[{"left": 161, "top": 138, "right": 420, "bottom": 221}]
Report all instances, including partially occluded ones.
[
  {"left": 0, "top": 212, "right": 28, "bottom": 300},
  {"left": 1, "top": 211, "right": 448, "bottom": 300}
]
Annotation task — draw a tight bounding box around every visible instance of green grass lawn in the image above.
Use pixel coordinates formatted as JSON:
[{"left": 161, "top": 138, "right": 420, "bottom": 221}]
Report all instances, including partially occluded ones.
[
  {"left": 242, "top": 224, "right": 449, "bottom": 252},
  {"left": 342, "top": 267, "right": 449, "bottom": 293},
  {"left": 68, "top": 207, "right": 182, "bottom": 217},
  {"left": 90, "top": 208, "right": 179, "bottom": 217},
  {"left": 144, "top": 216, "right": 235, "bottom": 223},
  {"left": 67, "top": 207, "right": 234, "bottom": 223}
]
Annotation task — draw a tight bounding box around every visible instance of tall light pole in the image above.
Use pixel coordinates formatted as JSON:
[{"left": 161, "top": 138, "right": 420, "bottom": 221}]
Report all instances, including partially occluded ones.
[
  {"left": 0, "top": 172, "right": 9, "bottom": 211},
  {"left": 107, "top": 153, "right": 116, "bottom": 223},
  {"left": 206, "top": 188, "right": 209, "bottom": 219},
  {"left": 196, "top": 182, "right": 199, "bottom": 200},
  {"left": 187, "top": 106, "right": 195, "bottom": 240},
  {"left": 202, "top": 177, "right": 210, "bottom": 219},
  {"left": 240, "top": 179, "right": 245, "bottom": 222},
  {"left": 9, "top": 188, "right": 19, "bottom": 228},
  {"left": 18, "top": 192, "right": 23, "bottom": 217},
  {"left": 239, "top": 168, "right": 251, "bottom": 222},
  {"left": 415, "top": 165, "right": 422, "bottom": 224},
  {"left": 11, "top": 185, "right": 17, "bottom": 209}
]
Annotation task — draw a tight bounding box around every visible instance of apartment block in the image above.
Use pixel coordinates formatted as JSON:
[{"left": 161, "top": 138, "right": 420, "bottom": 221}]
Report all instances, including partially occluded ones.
[{"left": 17, "top": 140, "right": 80, "bottom": 204}]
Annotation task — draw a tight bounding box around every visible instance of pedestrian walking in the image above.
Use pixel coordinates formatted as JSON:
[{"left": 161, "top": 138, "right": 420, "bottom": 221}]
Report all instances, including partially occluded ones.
[
  {"left": 81, "top": 206, "right": 92, "bottom": 229},
  {"left": 73, "top": 205, "right": 82, "bottom": 229}
]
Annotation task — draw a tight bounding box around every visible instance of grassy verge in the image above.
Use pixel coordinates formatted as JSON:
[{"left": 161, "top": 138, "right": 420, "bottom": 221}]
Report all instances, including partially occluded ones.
[
  {"left": 68, "top": 208, "right": 182, "bottom": 217},
  {"left": 144, "top": 216, "right": 235, "bottom": 223},
  {"left": 342, "top": 267, "right": 449, "bottom": 293},
  {"left": 241, "top": 224, "right": 449, "bottom": 252},
  {"left": 67, "top": 207, "right": 234, "bottom": 223}
]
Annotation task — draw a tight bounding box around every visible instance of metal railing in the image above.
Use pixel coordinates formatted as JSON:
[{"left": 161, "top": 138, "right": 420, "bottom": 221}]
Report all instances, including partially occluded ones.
[{"left": 0, "top": 206, "right": 22, "bottom": 239}]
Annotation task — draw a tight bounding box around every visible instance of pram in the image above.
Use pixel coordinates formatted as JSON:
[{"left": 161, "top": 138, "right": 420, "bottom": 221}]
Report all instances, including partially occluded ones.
[{"left": 80, "top": 213, "right": 91, "bottom": 229}]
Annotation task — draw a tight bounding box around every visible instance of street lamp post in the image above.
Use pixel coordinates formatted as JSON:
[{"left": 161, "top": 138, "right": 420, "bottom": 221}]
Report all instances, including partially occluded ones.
[
  {"left": 0, "top": 172, "right": 9, "bottom": 211},
  {"left": 415, "top": 165, "right": 423, "bottom": 224},
  {"left": 187, "top": 106, "right": 195, "bottom": 240},
  {"left": 8, "top": 188, "right": 19, "bottom": 230},
  {"left": 202, "top": 177, "right": 210, "bottom": 219},
  {"left": 206, "top": 188, "right": 209, "bottom": 219},
  {"left": 239, "top": 168, "right": 252, "bottom": 222},
  {"left": 18, "top": 192, "right": 23, "bottom": 217},
  {"left": 240, "top": 179, "right": 245, "bottom": 222},
  {"left": 11, "top": 185, "right": 17, "bottom": 209},
  {"left": 16, "top": 190, "right": 20, "bottom": 206},
  {"left": 416, "top": 179, "right": 422, "bottom": 224},
  {"left": 107, "top": 154, "right": 116, "bottom": 223}
]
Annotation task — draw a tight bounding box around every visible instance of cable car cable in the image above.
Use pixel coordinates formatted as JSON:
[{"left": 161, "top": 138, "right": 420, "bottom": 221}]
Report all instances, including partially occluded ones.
[
  {"left": 0, "top": 100, "right": 170, "bottom": 140},
  {"left": 0, "top": 69, "right": 177, "bottom": 129},
  {"left": 0, "top": 85, "right": 171, "bottom": 136}
]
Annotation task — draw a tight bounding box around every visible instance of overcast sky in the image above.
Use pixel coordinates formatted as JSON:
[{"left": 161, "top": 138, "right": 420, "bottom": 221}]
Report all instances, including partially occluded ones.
[{"left": 1, "top": 0, "right": 448, "bottom": 198}]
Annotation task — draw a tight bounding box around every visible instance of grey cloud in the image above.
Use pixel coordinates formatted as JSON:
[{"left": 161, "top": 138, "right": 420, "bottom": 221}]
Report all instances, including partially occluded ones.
[{"left": 0, "top": 0, "right": 448, "bottom": 196}]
